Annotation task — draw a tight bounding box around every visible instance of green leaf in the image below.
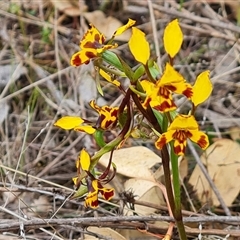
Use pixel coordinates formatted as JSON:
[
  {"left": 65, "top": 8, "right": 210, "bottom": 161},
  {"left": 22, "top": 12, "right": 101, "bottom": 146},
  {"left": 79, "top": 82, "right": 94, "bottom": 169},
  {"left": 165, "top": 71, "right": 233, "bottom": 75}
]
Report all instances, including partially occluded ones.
[
  {"left": 133, "top": 65, "right": 145, "bottom": 81},
  {"left": 117, "top": 56, "right": 135, "bottom": 82},
  {"left": 152, "top": 108, "right": 164, "bottom": 129},
  {"left": 72, "top": 185, "right": 88, "bottom": 199},
  {"left": 102, "top": 50, "right": 123, "bottom": 71},
  {"left": 94, "top": 130, "right": 106, "bottom": 148}
]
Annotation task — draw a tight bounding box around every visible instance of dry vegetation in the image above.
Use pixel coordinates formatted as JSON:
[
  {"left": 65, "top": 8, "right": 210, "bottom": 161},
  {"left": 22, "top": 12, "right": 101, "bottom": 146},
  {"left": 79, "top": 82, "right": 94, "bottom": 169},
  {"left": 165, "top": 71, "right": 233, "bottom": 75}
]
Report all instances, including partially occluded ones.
[{"left": 0, "top": 0, "right": 240, "bottom": 239}]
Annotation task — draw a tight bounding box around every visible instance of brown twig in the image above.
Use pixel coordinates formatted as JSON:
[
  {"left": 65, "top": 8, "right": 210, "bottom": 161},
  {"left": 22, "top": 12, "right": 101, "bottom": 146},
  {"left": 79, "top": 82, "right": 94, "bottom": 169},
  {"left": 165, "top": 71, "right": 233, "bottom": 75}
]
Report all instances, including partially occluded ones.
[
  {"left": 135, "top": 1, "right": 240, "bottom": 35},
  {"left": 0, "top": 214, "right": 240, "bottom": 235}
]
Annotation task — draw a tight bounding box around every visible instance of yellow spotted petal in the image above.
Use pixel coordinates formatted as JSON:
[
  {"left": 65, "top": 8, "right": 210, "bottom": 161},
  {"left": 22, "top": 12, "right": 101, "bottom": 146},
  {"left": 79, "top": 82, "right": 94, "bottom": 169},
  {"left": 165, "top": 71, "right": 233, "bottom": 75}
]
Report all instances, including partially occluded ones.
[
  {"left": 163, "top": 19, "right": 183, "bottom": 58},
  {"left": 70, "top": 50, "right": 97, "bottom": 66},
  {"left": 80, "top": 24, "right": 105, "bottom": 48},
  {"left": 99, "top": 187, "right": 114, "bottom": 201},
  {"left": 80, "top": 149, "right": 90, "bottom": 171},
  {"left": 129, "top": 27, "right": 150, "bottom": 65},
  {"left": 155, "top": 130, "right": 175, "bottom": 150},
  {"left": 191, "top": 70, "right": 212, "bottom": 107},
  {"left": 54, "top": 116, "right": 84, "bottom": 130},
  {"left": 99, "top": 69, "right": 120, "bottom": 87},
  {"left": 85, "top": 190, "right": 99, "bottom": 208},
  {"left": 173, "top": 139, "right": 187, "bottom": 156},
  {"left": 189, "top": 130, "right": 209, "bottom": 150},
  {"left": 113, "top": 19, "right": 136, "bottom": 36}
]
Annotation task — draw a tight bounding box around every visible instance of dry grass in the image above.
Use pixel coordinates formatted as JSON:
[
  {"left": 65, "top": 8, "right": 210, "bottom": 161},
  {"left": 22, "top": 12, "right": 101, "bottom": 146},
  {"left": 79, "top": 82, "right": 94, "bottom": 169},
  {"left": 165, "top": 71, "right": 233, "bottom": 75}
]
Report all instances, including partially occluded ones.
[{"left": 0, "top": 0, "right": 240, "bottom": 239}]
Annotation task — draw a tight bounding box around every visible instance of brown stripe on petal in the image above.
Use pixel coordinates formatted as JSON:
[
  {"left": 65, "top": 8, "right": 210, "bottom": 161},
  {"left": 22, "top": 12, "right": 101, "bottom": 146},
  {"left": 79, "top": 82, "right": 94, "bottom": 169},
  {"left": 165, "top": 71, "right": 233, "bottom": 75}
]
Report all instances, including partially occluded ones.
[
  {"left": 183, "top": 87, "right": 193, "bottom": 98},
  {"left": 88, "top": 199, "right": 99, "bottom": 208},
  {"left": 101, "top": 35, "right": 105, "bottom": 43},
  {"left": 165, "top": 84, "right": 177, "bottom": 92},
  {"left": 99, "top": 189, "right": 114, "bottom": 201},
  {"left": 154, "top": 100, "right": 176, "bottom": 112},
  {"left": 155, "top": 135, "right": 167, "bottom": 149},
  {"left": 104, "top": 106, "right": 112, "bottom": 112},
  {"left": 174, "top": 144, "right": 185, "bottom": 156},
  {"left": 85, "top": 51, "right": 97, "bottom": 59},
  {"left": 197, "top": 135, "right": 208, "bottom": 149},
  {"left": 159, "top": 86, "right": 172, "bottom": 98},
  {"left": 83, "top": 41, "right": 95, "bottom": 49},
  {"left": 103, "top": 119, "right": 112, "bottom": 129},
  {"left": 94, "top": 33, "right": 100, "bottom": 42},
  {"left": 143, "top": 97, "right": 151, "bottom": 109},
  {"left": 111, "top": 108, "right": 118, "bottom": 117},
  {"left": 173, "top": 130, "right": 191, "bottom": 143},
  {"left": 71, "top": 54, "right": 82, "bottom": 66},
  {"left": 85, "top": 192, "right": 99, "bottom": 208}
]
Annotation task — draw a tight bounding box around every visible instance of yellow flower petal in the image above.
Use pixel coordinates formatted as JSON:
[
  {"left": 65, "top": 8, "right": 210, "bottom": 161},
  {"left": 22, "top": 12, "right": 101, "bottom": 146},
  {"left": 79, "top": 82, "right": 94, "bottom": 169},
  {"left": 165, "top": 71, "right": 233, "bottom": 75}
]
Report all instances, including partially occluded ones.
[
  {"left": 189, "top": 130, "right": 209, "bottom": 150},
  {"left": 99, "top": 69, "right": 120, "bottom": 87},
  {"left": 80, "top": 24, "right": 105, "bottom": 48},
  {"left": 80, "top": 149, "right": 90, "bottom": 171},
  {"left": 129, "top": 27, "right": 150, "bottom": 65},
  {"left": 90, "top": 100, "right": 119, "bottom": 129},
  {"left": 173, "top": 138, "right": 187, "bottom": 156},
  {"left": 96, "top": 43, "right": 118, "bottom": 54},
  {"left": 54, "top": 116, "right": 84, "bottom": 130},
  {"left": 71, "top": 24, "right": 117, "bottom": 66},
  {"left": 156, "top": 114, "right": 209, "bottom": 155},
  {"left": 71, "top": 48, "right": 99, "bottom": 66},
  {"left": 113, "top": 19, "right": 136, "bottom": 36},
  {"left": 85, "top": 190, "right": 99, "bottom": 208},
  {"left": 155, "top": 130, "right": 175, "bottom": 149},
  {"left": 163, "top": 19, "right": 183, "bottom": 58},
  {"left": 191, "top": 70, "right": 212, "bottom": 107},
  {"left": 90, "top": 100, "right": 101, "bottom": 113},
  {"left": 169, "top": 115, "right": 198, "bottom": 131},
  {"left": 160, "top": 63, "right": 185, "bottom": 85},
  {"left": 141, "top": 80, "right": 177, "bottom": 112},
  {"left": 74, "top": 125, "right": 96, "bottom": 134},
  {"left": 99, "top": 187, "right": 114, "bottom": 201},
  {"left": 72, "top": 176, "right": 78, "bottom": 186}
]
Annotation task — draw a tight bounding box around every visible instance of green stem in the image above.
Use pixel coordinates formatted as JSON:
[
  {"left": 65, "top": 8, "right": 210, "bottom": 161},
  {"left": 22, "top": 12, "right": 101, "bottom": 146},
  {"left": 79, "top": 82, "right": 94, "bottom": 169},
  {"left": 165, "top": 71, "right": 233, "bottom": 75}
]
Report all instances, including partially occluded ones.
[
  {"left": 170, "top": 142, "right": 187, "bottom": 240},
  {"left": 131, "top": 91, "right": 186, "bottom": 239}
]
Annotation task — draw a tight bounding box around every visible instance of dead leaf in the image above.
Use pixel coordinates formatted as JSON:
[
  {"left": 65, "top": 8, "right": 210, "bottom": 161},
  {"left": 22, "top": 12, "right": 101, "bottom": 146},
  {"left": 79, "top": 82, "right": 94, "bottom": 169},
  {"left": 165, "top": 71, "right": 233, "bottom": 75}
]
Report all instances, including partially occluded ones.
[
  {"left": 118, "top": 228, "right": 161, "bottom": 240},
  {"left": 85, "top": 227, "right": 127, "bottom": 240},
  {"left": 99, "top": 146, "right": 163, "bottom": 181},
  {"left": 0, "top": 64, "right": 27, "bottom": 87},
  {"left": 49, "top": 0, "right": 87, "bottom": 16},
  {"left": 124, "top": 178, "right": 165, "bottom": 215},
  {"left": 179, "top": 157, "right": 188, "bottom": 180},
  {"left": 189, "top": 139, "right": 240, "bottom": 206},
  {"left": 83, "top": 10, "right": 132, "bottom": 41},
  {"left": 229, "top": 126, "right": 240, "bottom": 141}
]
